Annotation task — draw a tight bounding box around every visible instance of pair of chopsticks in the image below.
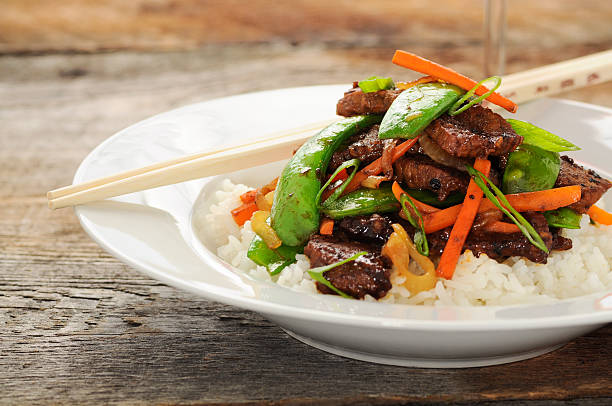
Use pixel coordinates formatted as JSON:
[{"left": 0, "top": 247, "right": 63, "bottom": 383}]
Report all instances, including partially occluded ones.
[{"left": 47, "top": 50, "right": 612, "bottom": 210}]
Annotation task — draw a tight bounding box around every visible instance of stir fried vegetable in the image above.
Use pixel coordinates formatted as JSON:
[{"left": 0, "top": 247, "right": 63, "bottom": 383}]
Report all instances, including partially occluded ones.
[
  {"left": 588, "top": 205, "right": 612, "bottom": 225},
  {"left": 271, "top": 115, "right": 382, "bottom": 246},
  {"left": 378, "top": 82, "right": 464, "bottom": 139},
  {"left": 321, "top": 186, "right": 400, "bottom": 219},
  {"left": 247, "top": 236, "right": 303, "bottom": 275},
  {"left": 544, "top": 207, "right": 582, "bottom": 229},
  {"left": 307, "top": 252, "right": 367, "bottom": 299},
  {"left": 437, "top": 158, "right": 491, "bottom": 279},
  {"left": 399, "top": 194, "right": 429, "bottom": 256},
  {"left": 449, "top": 76, "right": 501, "bottom": 116},
  {"left": 467, "top": 165, "right": 549, "bottom": 254},
  {"left": 382, "top": 223, "right": 436, "bottom": 294},
  {"left": 502, "top": 144, "right": 561, "bottom": 194},
  {"left": 506, "top": 119, "right": 580, "bottom": 152},
  {"left": 358, "top": 76, "right": 395, "bottom": 93},
  {"left": 400, "top": 188, "right": 464, "bottom": 208},
  {"left": 422, "top": 185, "right": 582, "bottom": 233},
  {"left": 391, "top": 50, "right": 518, "bottom": 112},
  {"left": 251, "top": 210, "right": 283, "bottom": 249}
]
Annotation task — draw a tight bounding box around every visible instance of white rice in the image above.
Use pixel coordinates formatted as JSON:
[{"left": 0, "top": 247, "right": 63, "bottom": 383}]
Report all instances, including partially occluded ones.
[{"left": 195, "top": 179, "right": 612, "bottom": 306}]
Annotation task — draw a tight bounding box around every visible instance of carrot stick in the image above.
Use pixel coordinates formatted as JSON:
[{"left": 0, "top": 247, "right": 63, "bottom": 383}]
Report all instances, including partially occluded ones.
[
  {"left": 391, "top": 181, "right": 440, "bottom": 214},
  {"left": 423, "top": 185, "right": 582, "bottom": 233},
  {"left": 437, "top": 158, "right": 491, "bottom": 279},
  {"left": 231, "top": 201, "right": 258, "bottom": 226},
  {"left": 341, "top": 137, "right": 420, "bottom": 195},
  {"left": 319, "top": 218, "right": 334, "bottom": 235},
  {"left": 482, "top": 221, "right": 520, "bottom": 234},
  {"left": 588, "top": 205, "right": 612, "bottom": 225},
  {"left": 240, "top": 189, "right": 257, "bottom": 204},
  {"left": 392, "top": 50, "right": 518, "bottom": 113}
]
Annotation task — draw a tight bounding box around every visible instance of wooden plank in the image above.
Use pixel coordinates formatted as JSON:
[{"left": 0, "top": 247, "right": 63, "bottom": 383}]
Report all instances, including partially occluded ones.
[{"left": 1, "top": 48, "right": 611, "bottom": 405}]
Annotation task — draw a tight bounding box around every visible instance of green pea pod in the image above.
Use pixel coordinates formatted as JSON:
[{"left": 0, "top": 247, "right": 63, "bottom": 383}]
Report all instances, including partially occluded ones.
[
  {"left": 247, "top": 235, "right": 303, "bottom": 275},
  {"left": 321, "top": 186, "right": 400, "bottom": 220},
  {"left": 271, "top": 115, "right": 382, "bottom": 246},
  {"left": 502, "top": 144, "right": 560, "bottom": 194},
  {"left": 402, "top": 188, "right": 465, "bottom": 208},
  {"left": 544, "top": 208, "right": 582, "bottom": 229},
  {"left": 378, "top": 82, "right": 464, "bottom": 139}
]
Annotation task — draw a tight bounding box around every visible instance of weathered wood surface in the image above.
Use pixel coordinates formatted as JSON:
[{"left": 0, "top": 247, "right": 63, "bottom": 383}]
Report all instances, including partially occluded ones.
[{"left": 1, "top": 45, "right": 612, "bottom": 405}]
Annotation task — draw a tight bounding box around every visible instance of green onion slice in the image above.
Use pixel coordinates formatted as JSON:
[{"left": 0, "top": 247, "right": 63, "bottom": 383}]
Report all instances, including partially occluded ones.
[
  {"left": 307, "top": 251, "right": 367, "bottom": 299},
  {"left": 466, "top": 165, "right": 549, "bottom": 253},
  {"left": 358, "top": 76, "right": 395, "bottom": 93},
  {"left": 399, "top": 194, "right": 429, "bottom": 256},
  {"left": 316, "top": 158, "right": 360, "bottom": 209},
  {"left": 449, "top": 76, "right": 501, "bottom": 116}
]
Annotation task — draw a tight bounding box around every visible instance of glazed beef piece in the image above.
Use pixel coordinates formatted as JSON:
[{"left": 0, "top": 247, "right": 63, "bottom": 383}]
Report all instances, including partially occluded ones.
[
  {"left": 427, "top": 212, "right": 555, "bottom": 264},
  {"left": 329, "top": 125, "right": 384, "bottom": 172},
  {"left": 554, "top": 156, "right": 611, "bottom": 214},
  {"left": 337, "top": 214, "right": 393, "bottom": 244},
  {"left": 551, "top": 229, "right": 573, "bottom": 251},
  {"left": 304, "top": 235, "right": 391, "bottom": 299},
  {"left": 424, "top": 105, "right": 523, "bottom": 158},
  {"left": 336, "top": 87, "right": 402, "bottom": 117},
  {"left": 393, "top": 154, "right": 470, "bottom": 201}
]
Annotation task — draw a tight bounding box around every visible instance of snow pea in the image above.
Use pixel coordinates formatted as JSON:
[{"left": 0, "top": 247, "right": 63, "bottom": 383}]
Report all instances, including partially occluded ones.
[
  {"left": 502, "top": 144, "right": 560, "bottom": 194},
  {"left": 321, "top": 186, "right": 400, "bottom": 219},
  {"left": 378, "top": 82, "right": 464, "bottom": 139},
  {"left": 271, "top": 115, "right": 382, "bottom": 246},
  {"left": 544, "top": 207, "right": 582, "bottom": 229},
  {"left": 247, "top": 235, "right": 303, "bottom": 275}
]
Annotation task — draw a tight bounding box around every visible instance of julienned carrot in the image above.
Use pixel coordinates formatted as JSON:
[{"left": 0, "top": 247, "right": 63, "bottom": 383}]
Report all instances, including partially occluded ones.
[
  {"left": 319, "top": 218, "right": 334, "bottom": 235},
  {"left": 437, "top": 158, "right": 491, "bottom": 279},
  {"left": 341, "top": 137, "right": 421, "bottom": 196},
  {"left": 240, "top": 189, "right": 257, "bottom": 204},
  {"left": 423, "top": 185, "right": 582, "bottom": 234},
  {"left": 588, "top": 205, "right": 612, "bottom": 225},
  {"left": 391, "top": 181, "right": 440, "bottom": 214},
  {"left": 392, "top": 50, "right": 518, "bottom": 113},
  {"left": 482, "top": 221, "right": 520, "bottom": 234},
  {"left": 231, "top": 201, "right": 258, "bottom": 226}
]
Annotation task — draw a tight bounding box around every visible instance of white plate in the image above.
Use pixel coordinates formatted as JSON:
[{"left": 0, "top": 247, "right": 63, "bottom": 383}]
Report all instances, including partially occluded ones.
[{"left": 74, "top": 86, "right": 612, "bottom": 368}]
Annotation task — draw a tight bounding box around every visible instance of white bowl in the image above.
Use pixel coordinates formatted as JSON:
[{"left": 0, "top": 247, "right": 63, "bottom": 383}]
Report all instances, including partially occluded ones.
[{"left": 74, "top": 85, "right": 612, "bottom": 368}]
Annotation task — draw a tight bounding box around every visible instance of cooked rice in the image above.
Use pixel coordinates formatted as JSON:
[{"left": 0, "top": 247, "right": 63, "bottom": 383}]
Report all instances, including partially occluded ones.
[{"left": 194, "top": 179, "right": 612, "bottom": 306}]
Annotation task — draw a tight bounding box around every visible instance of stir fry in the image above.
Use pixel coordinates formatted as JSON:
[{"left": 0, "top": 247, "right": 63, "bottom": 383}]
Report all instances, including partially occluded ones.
[{"left": 231, "top": 51, "right": 612, "bottom": 300}]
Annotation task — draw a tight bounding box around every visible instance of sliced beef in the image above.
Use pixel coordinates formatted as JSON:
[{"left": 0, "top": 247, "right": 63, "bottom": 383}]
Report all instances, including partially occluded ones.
[
  {"left": 337, "top": 214, "right": 393, "bottom": 244},
  {"left": 336, "top": 87, "right": 402, "bottom": 117},
  {"left": 551, "top": 229, "right": 573, "bottom": 251},
  {"left": 304, "top": 235, "right": 391, "bottom": 299},
  {"left": 329, "top": 125, "right": 384, "bottom": 172},
  {"left": 554, "top": 155, "right": 611, "bottom": 214},
  {"left": 427, "top": 212, "right": 555, "bottom": 263},
  {"left": 393, "top": 154, "right": 470, "bottom": 201},
  {"left": 424, "top": 105, "right": 523, "bottom": 158}
]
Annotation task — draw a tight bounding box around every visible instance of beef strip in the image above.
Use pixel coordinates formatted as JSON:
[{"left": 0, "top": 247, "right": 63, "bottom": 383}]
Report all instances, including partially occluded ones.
[
  {"left": 337, "top": 214, "right": 393, "bottom": 244},
  {"left": 328, "top": 125, "right": 384, "bottom": 172},
  {"left": 393, "top": 154, "right": 470, "bottom": 200},
  {"left": 424, "top": 105, "right": 523, "bottom": 158},
  {"left": 336, "top": 87, "right": 402, "bottom": 117},
  {"left": 551, "top": 228, "right": 573, "bottom": 251},
  {"left": 304, "top": 235, "right": 391, "bottom": 299},
  {"left": 554, "top": 155, "right": 611, "bottom": 214},
  {"left": 427, "top": 212, "right": 555, "bottom": 263}
]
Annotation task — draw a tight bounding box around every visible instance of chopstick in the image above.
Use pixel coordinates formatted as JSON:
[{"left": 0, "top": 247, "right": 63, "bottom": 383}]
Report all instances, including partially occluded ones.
[
  {"left": 47, "top": 119, "right": 335, "bottom": 209},
  {"left": 47, "top": 50, "right": 612, "bottom": 209}
]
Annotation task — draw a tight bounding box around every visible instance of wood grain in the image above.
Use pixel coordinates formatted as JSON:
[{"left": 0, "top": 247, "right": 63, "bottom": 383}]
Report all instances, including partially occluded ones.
[{"left": 1, "top": 45, "right": 611, "bottom": 405}]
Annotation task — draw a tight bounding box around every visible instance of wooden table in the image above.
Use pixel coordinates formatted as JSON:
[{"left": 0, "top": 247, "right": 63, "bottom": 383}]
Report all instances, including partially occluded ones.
[{"left": 2, "top": 46, "right": 611, "bottom": 405}]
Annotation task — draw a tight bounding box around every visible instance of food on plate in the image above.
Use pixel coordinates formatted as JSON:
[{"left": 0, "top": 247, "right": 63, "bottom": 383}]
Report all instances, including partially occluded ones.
[{"left": 197, "top": 51, "right": 612, "bottom": 306}]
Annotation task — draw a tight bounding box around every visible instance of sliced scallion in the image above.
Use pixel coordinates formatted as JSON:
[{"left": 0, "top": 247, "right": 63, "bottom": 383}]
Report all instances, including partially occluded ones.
[
  {"left": 315, "top": 158, "right": 360, "bottom": 209},
  {"left": 307, "top": 251, "right": 367, "bottom": 299},
  {"left": 449, "top": 76, "right": 501, "bottom": 116},
  {"left": 399, "top": 194, "right": 429, "bottom": 256}
]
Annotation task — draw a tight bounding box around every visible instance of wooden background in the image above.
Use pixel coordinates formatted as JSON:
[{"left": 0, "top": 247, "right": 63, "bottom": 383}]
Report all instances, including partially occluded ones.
[{"left": 1, "top": 1, "right": 611, "bottom": 404}]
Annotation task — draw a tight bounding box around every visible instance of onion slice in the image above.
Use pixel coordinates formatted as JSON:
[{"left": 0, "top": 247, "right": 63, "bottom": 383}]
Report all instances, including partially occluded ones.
[{"left": 419, "top": 134, "right": 469, "bottom": 172}]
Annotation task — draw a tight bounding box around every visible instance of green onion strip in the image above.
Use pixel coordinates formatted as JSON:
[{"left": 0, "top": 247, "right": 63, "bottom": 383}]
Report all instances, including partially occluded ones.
[
  {"left": 449, "top": 76, "right": 502, "bottom": 116},
  {"left": 399, "top": 194, "right": 429, "bottom": 256},
  {"left": 466, "top": 165, "right": 549, "bottom": 253},
  {"left": 315, "top": 158, "right": 360, "bottom": 209},
  {"left": 307, "top": 251, "right": 367, "bottom": 299}
]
